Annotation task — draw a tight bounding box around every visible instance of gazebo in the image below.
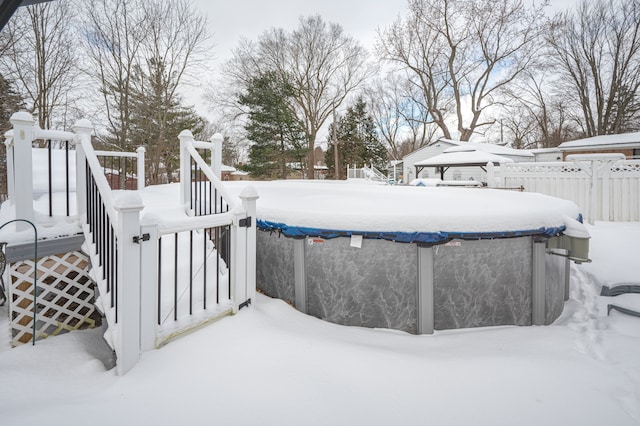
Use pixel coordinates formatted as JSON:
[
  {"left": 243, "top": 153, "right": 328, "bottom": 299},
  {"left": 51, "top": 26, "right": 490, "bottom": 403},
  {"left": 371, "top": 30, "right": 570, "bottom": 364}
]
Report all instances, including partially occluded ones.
[{"left": 413, "top": 149, "right": 514, "bottom": 180}]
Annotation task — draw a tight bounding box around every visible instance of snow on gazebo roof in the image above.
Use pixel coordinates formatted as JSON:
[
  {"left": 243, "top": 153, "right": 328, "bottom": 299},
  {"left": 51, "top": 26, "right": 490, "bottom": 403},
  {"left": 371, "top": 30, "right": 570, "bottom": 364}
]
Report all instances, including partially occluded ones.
[
  {"left": 443, "top": 142, "right": 534, "bottom": 158},
  {"left": 414, "top": 150, "right": 514, "bottom": 168}
]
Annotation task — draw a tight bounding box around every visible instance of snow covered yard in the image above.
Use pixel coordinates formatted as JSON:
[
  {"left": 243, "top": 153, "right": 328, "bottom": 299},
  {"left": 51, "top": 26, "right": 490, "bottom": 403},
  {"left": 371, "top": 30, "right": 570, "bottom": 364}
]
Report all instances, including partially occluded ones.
[{"left": 0, "top": 222, "right": 639, "bottom": 425}]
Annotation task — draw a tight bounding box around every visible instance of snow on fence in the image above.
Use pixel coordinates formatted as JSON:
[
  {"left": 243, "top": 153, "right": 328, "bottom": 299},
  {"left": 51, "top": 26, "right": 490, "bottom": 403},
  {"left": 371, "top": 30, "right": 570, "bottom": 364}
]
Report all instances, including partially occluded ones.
[{"left": 494, "top": 157, "right": 640, "bottom": 224}]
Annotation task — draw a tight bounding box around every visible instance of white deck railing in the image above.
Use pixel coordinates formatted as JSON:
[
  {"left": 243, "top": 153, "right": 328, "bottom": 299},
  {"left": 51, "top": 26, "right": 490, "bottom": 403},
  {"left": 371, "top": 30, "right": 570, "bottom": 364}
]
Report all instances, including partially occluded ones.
[
  {"left": 347, "top": 164, "right": 388, "bottom": 183},
  {"left": 5, "top": 112, "right": 258, "bottom": 375}
]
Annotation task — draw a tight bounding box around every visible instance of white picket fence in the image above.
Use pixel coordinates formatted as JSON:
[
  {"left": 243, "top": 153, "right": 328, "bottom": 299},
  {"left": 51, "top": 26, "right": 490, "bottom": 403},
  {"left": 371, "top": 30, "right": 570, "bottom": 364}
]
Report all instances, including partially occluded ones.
[{"left": 492, "top": 158, "right": 640, "bottom": 224}]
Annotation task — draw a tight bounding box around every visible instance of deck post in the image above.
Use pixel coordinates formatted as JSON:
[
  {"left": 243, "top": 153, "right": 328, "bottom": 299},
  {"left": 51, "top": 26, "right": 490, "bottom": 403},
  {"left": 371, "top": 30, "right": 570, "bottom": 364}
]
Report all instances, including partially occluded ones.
[
  {"left": 72, "top": 119, "right": 93, "bottom": 220},
  {"left": 139, "top": 223, "right": 158, "bottom": 351},
  {"left": 4, "top": 130, "right": 15, "bottom": 204},
  {"left": 136, "top": 146, "right": 146, "bottom": 190},
  {"left": 9, "top": 112, "right": 35, "bottom": 231},
  {"left": 178, "top": 130, "right": 194, "bottom": 211},
  {"left": 115, "top": 193, "right": 144, "bottom": 375},
  {"left": 231, "top": 210, "right": 247, "bottom": 313},
  {"left": 211, "top": 133, "right": 222, "bottom": 180},
  {"left": 240, "top": 186, "right": 259, "bottom": 305}
]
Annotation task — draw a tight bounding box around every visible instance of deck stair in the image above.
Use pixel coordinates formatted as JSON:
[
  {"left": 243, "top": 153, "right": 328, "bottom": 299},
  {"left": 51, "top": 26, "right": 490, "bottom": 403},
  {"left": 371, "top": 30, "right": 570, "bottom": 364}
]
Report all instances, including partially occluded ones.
[{"left": 1, "top": 113, "right": 258, "bottom": 374}]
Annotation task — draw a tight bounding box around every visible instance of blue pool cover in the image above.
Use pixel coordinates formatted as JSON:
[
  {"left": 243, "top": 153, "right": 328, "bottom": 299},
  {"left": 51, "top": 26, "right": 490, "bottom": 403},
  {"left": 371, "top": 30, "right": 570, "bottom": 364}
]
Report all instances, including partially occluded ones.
[{"left": 257, "top": 219, "right": 568, "bottom": 245}]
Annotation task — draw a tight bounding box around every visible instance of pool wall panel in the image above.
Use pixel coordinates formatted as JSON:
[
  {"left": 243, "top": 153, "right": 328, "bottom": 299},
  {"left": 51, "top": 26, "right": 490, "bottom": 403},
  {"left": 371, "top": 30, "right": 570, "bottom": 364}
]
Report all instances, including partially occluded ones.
[
  {"left": 432, "top": 238, "right": 533, "bottom": 329},
  {"left": 545, "top": 252, "right": 566, "bottom": 324},
  {"left": 256, "top": 231, "right": 295, "bottom": 305},
  {"left": 304, "top": 237, "right": 417, "bottom": 333}
]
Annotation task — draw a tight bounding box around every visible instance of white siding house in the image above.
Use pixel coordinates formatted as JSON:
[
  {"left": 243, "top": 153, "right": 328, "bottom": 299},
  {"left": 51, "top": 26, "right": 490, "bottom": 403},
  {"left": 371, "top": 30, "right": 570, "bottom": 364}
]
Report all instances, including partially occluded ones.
[
  {"left": 558, "top": 132, "right": 640, "bottom": 160},
  {"left": 529, "top": 148, "right": 562, "bottom": 162}
]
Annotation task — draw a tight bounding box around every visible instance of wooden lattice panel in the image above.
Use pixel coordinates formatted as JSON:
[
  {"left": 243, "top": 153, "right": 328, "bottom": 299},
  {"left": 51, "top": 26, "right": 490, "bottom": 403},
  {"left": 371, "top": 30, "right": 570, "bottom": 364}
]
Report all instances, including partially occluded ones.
[{"left": 8, "top": 251, "right": 101, "bottom": 346}]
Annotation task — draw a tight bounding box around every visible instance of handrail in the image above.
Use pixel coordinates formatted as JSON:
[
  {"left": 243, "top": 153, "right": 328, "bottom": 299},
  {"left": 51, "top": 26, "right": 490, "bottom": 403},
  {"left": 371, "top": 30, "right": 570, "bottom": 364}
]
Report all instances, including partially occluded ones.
[
  {"left": 192, "top": 140, "right": 214, "bottom": 150},
  {"left": 153, "top": 211, "right": 235, "bottom": 236},
  {"left": 94, "top": 150, "right": 138, "bottom": 158},
  {"left": 80, "top": 138, "right": 119, "bottom": 224},
  {"left": 365, "top": 165, "right": 388, "bottom": 182},
  {"left": 185, "top": 143, "right": 238, "bottom": 211},
  {"left": 34, "top": 127, "right": 74, "bottom": 141}
]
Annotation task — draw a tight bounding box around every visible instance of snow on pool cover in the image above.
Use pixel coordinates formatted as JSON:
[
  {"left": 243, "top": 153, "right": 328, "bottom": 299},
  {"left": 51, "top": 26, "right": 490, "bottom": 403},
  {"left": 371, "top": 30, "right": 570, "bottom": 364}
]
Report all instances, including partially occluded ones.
[{"left": 227, "top": 181, "right": 586, "bottom": 243}]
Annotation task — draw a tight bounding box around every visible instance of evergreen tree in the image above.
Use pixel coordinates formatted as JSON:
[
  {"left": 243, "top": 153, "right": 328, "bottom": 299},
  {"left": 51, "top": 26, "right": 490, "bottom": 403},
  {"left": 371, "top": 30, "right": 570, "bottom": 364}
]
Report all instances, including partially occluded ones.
[
  {"left": 325, "top": 98, "right": 388, "bottom": 179},
  {"left": 0, "top": 73, "right": 25, "bottom": 133},
  {"left": 0, "top": 73, "right": 25, "bottom": 196},
  {"left": 238, "top": 72, "right": 306, "bottom": 179},
  {"left": 126, "top": 57, "right": 205, "bottom": 184}
]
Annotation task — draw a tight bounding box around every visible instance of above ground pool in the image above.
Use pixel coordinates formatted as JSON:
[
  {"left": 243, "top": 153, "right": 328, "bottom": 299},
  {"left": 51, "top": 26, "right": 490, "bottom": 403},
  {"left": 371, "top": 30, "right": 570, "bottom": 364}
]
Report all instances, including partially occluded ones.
[{"left": 230, "top": 181, "right": 589, "bottom": 334}]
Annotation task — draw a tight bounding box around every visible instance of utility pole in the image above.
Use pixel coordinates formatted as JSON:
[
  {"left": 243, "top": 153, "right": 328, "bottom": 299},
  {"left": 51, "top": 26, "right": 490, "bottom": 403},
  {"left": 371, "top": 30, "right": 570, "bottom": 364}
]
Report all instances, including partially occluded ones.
[{"left": 333, "top": 104, "right": 339, "bottom": 179}]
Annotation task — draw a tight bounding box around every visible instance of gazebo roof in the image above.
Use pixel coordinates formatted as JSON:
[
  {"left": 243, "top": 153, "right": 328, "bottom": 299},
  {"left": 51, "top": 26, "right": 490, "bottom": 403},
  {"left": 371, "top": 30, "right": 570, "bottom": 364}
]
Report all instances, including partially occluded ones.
[{"left": 414, "top": 150, "right": 514, "bottom": 168}]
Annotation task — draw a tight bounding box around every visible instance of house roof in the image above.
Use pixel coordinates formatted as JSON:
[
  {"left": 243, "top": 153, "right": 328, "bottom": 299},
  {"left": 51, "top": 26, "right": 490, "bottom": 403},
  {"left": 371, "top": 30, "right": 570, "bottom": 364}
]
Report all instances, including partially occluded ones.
[
  {"left": 528, "top": 147, "right": 561, "bottom": 154},
  {"left": 558, "top": 132, "right": 640, "bottom": 151}
]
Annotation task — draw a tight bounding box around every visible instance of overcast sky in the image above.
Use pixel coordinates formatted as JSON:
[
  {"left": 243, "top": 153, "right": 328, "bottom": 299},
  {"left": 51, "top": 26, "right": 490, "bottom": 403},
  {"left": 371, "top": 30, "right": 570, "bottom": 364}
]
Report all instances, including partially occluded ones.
[
  {"left": 194, "top": 0, "right": 578, "bottom": 67},
  {"left": 194, "top": 0, "right": 404, "bottom": 67},
  {"left": 189, "top": 0, "right": 579, "bottom": 123}
]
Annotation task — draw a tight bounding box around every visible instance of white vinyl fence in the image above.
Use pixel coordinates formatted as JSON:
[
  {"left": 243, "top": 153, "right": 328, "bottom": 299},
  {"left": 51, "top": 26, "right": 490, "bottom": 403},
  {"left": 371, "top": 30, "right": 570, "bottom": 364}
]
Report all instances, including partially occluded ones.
[{"left": 493, "top": 158, "right": 640, "bottom": 224}]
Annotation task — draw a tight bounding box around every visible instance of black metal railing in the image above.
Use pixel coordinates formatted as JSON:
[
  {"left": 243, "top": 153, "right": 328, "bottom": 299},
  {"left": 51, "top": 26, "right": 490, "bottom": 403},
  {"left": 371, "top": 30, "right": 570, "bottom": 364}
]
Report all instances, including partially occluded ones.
[
  {"left": 39, "top": 139, "right": 73, "bottom": 217},
  {"left": 157, "top": 224, "right": 231, "bottom": 325},
  {"left": 190, "top": 148, "right": 228, "bottom": 216},
  {"left": 86, "top": 159, "right": 119, "bottom": 322},
  {"left": 96, "top": 153, "right": 139, "bottom": 190}
]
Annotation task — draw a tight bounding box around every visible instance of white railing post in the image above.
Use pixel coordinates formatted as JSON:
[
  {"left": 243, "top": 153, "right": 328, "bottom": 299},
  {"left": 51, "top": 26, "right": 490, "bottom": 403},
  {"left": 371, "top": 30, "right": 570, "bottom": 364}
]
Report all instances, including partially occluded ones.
[
  {"left": 239, "top": 186, "right": 259, "bottom": 305},
  {"left": 178, "top": 130, "right": 194, "bottom": 210},
  {"left": 72, "top": 119, "right": 93, "bottom": 220},
  {"left": 136, "top": 146, "right": 146, "bottom": 190},
  {"left": 9, "top": 112, "right": 35, "bottom": 231},
  {"left": 230, "top": 215, "right": 246, "bottom": 313},
  {"left": 486, "top": 162, "right": 495, "bottom": 188},
  {"left": 211, "top": 133, "right": 223, "bottom": 180},
  {"left": 139, "top": 223, "right": 158, "bottom": 351},
  {"left": 115, "top": 193, "right": 144, "bottom": 375},
  {"left": 4, "top": 131, "right": 15, "bottom": 204}
]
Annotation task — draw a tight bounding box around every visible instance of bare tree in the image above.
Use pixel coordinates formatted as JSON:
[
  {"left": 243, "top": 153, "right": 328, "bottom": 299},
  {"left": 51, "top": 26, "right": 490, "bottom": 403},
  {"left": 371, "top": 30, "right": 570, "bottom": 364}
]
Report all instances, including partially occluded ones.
[
  {"left": 129, "top": 0, "right": 210, "bottom": 183},
  {"left": 83, "top": 0, "right": 210, "bottom": 186},
  {"left": 83, "top": 0, "right": 145, "bottom": 150},
  {"left": 505, "top": 70, "right": 581, "bottom": 148},
  {"left": 222, "top": 15, "right": 371, "bottom": 177},
  {"left": 548, "top": 0, "right": 640, "bottom": 136},
  {"left": 377, "top": 0, "right": 546, "bottom": 141},
  {"left": 366, "top": 73, "right": 438, "bottom": 159},
  {"left": 0, "top": 0, "right": 80, "bottom": 129}
]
